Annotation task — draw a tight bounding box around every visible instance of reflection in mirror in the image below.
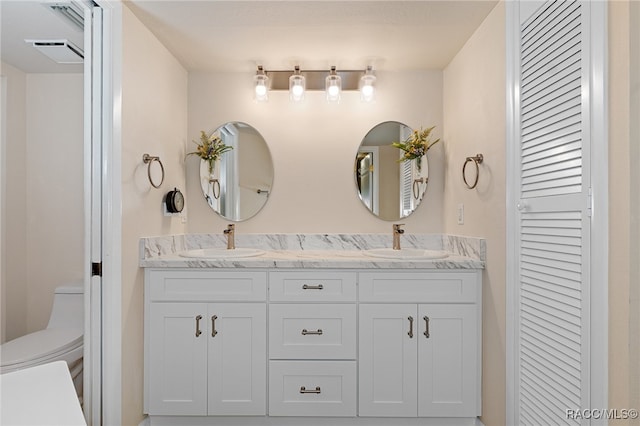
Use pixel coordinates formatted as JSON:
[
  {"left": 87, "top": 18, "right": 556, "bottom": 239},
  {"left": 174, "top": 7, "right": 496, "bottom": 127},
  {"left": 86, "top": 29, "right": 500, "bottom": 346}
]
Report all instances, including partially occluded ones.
[
  {"left": 199, "top": 122, "right": 274, "bottom": 221},
  {"left": 355, "top": 121, "right": 429, "bottom": 221}
]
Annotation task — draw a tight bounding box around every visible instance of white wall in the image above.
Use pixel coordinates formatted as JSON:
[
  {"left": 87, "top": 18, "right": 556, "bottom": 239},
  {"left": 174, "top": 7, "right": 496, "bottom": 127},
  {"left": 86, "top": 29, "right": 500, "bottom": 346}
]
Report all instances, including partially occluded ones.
[
  {"left": 186, "top": 71, "right": 444, "bottom": 234},
  {"left": 120, "top": 5, "right": 188, "bottom": 424},
  {"left": 0, "top": 65, "right": 83, "bottom": 341},
  {"left": 25, "top": 73, "right": 84, "bottom": 332},
  {"left": 443, "top": 3, "right": 506, "bottom": 425},
  {"left": 0, "top": 62, "right": 27, "bottom": 343}
]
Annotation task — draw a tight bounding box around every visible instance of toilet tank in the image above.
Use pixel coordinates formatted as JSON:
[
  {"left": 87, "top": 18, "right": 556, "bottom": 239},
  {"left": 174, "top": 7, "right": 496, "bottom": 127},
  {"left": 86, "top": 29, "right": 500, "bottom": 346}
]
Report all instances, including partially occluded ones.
[{"left": 47, "top": 284, "right": 84, "bottom": 329}]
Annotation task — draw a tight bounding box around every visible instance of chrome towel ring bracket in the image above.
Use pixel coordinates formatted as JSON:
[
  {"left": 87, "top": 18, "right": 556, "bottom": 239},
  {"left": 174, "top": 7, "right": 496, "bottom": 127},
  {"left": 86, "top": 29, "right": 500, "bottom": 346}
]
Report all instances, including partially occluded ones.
[
  {"left": 143, "top": 154, "right": 165, "bottom": 189},
  {"left": 462, "top": 153, "right": 483, "bottom": 189},
  {"left": 412, "top": 177, "right": 428, "bottom": 200}
]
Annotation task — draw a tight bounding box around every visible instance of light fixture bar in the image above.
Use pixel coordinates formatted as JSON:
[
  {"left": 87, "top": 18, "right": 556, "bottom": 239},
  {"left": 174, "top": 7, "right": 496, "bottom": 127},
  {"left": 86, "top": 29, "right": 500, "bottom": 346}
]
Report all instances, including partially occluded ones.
[{"left": 263, "top": 69, "right": 365, "bottom": 91}]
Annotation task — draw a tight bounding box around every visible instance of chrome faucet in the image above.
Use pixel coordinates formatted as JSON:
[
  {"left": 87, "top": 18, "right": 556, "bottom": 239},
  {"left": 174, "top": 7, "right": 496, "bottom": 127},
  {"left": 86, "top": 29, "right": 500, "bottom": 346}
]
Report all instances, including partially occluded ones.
[
  {"left": 392, "top": 224, "right": 405, "bottom": 250},
  {"left": 223, "top": 224, "right": 235, "bottom": 249}
]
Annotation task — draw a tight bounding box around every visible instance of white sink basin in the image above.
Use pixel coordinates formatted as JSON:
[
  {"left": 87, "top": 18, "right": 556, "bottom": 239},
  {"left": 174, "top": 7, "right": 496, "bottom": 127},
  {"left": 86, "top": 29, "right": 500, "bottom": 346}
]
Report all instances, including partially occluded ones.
[
  {"left": 179, "top": 248, "right": 265, "bottom": 259},
  {"left": 364, "top": 248, "right": 449, "bottom": 260}
]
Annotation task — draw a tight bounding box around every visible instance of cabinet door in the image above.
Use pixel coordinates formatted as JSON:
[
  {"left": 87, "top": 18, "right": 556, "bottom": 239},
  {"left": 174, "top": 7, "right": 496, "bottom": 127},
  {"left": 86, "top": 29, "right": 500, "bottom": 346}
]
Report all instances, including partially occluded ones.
[
  {"left": 148, "top": 303, "right": 208, "bottom": 415},
  {"left": 358, "top": 304, "right": 417, "bottom": 417},
  {"left": 418, "top": 304, "right": 478, "bottom": 417},
  {"left": 207, "top": 303, "right": 266, "bottom": 415}
]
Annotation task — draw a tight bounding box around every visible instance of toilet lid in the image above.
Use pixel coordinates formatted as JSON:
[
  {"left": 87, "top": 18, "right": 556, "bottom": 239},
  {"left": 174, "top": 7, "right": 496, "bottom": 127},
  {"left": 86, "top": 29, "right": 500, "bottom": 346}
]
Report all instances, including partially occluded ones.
[{"left": 1, "top": 328, "right": 83, "bottom": 367}]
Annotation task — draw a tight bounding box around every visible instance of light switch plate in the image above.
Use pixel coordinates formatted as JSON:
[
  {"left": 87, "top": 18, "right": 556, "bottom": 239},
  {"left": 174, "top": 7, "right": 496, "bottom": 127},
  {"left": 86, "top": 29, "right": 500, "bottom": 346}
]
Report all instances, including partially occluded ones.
[{"left": 457, "top": 203, "right": 464, "bottom": 225}]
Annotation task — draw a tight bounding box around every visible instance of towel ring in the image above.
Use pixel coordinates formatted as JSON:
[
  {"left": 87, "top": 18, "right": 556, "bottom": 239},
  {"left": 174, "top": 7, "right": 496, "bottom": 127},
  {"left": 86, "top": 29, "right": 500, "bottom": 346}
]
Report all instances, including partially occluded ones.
[
  {"left": 462, "top": 154, "right": 483, "bottom": 189},
  {"left": 209, "top": 178, "right": 221, "bottom": 200},
  {"left": 412, "top": 177, "right": 428, "bottom": 200},
  {"left": 143, "top": 154, "right": 165, "bottom": 188}
]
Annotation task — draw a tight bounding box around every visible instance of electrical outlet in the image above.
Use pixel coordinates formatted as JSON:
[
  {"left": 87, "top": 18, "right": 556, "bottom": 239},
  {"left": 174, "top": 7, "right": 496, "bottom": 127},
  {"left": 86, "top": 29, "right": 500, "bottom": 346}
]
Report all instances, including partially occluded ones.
[{"left": 457, "top": 203, "right": 464, "bottom": 225}]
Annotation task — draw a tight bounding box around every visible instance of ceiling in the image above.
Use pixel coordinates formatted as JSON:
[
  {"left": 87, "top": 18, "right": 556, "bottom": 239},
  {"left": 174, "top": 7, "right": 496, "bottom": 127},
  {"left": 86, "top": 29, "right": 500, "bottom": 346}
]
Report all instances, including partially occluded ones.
[
  {"left": 1, "top": 1, "right": 84, "bottom": 73},
  {"left": 1, "top": 0, "right": 498, "bottom": 74}
]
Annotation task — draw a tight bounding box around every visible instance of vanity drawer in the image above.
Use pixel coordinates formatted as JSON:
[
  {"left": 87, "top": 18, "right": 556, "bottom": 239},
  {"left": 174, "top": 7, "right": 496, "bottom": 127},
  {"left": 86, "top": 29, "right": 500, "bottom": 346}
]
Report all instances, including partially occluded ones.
[
  {"left": 269, "top": 361, "right": 356, "bottom": 417},
  {"left": 269, "top": 271, "right": 356, "bottom": 302},
  {"left": 359, "top": 271, "right": 479, "bottom": 303},
  {"left": 269, "top": 304, "right": 356, "bottom": 359},
  {"left": 147, "top": 270, "right": 267, "bottom": 302}
]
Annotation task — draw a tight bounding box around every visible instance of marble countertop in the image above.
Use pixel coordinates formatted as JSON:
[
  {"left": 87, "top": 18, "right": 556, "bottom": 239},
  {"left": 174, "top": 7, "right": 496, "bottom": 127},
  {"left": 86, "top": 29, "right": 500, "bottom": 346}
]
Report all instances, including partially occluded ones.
[{"left": 139, "top": 234, "right": 485, "bottom": 270}]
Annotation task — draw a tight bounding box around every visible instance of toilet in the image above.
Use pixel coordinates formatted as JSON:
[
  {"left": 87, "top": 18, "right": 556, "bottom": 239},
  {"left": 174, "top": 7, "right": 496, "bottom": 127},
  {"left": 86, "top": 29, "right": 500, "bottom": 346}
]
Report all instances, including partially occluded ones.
[{"left": 0, "top": 284, "right": 84, "bottom": 397}]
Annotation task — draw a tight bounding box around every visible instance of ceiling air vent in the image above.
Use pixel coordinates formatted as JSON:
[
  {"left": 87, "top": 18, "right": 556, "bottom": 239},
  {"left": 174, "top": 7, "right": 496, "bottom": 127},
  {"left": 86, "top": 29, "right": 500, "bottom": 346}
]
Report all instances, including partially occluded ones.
[
  {"left": 25, "top": 39, "right": 84, "bottom": 64},
  {"left": 47, "top": 2, "right": 85, "bottom": 31}
]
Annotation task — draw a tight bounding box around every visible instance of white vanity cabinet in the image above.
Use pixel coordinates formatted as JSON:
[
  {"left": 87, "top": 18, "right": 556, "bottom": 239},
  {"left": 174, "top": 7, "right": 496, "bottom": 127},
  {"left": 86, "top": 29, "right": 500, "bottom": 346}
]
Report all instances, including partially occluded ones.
[
  {"left": 268, "top": 271, "right": 358, "bottom": 417},
  {"left": 144, "top": 267, "right": 482, "bottom": 425},
  {"left": 358, "top": 271, "right": 482, "bottom": 418},
  {"left": 144, "top": 270, "right": 267, "bottom": 416}
]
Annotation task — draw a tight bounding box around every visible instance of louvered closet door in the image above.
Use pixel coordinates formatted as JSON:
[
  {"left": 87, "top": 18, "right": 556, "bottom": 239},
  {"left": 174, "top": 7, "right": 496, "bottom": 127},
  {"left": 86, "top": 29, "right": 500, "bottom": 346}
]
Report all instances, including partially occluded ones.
[{"left": 516, "top": 1, "right": 591, "bottom": 424}]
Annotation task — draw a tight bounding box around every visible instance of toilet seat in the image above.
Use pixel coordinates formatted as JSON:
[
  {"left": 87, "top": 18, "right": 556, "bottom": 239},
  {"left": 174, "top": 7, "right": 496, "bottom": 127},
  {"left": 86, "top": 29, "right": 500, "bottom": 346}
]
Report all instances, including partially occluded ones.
[{"left": 0, "top": 328, "right": 83, "bottom": 371}]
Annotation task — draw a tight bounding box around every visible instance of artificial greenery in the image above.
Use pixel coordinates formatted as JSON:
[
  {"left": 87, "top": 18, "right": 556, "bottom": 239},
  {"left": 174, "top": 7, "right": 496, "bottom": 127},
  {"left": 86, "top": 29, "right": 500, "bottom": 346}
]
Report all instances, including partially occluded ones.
[
  {"left": 187, "top": 130, "right": 233, "bottom": 174},
  {"left": 392, "top": 126, "right": 440, "bottom": 162}
]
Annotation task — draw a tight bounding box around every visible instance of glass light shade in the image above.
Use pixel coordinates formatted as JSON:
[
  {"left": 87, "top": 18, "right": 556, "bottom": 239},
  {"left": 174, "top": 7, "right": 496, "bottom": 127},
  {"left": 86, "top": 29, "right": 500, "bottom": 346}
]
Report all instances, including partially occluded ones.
[
  {"left": 254, "top": 74, "right": 269, "bottom": 102},
  {"left": 325, "top": 74, "right": 342, "bottom": 103},
  {"left": 289, "top": 74, "right": 306, "bottom": 102},
  {"left": 359, "top": 73, "right": 376, "bottom": 102}
]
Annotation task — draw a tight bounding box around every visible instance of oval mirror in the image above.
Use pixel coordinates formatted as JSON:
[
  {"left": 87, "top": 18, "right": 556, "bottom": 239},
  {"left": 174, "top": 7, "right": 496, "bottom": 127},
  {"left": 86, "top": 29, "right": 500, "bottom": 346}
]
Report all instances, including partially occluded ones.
[
  {"left": 354, "top": 121, "right": 429, "bottom": 221},
  {"left": 198, "top": 122, "right": 274, "bottom": 221}
]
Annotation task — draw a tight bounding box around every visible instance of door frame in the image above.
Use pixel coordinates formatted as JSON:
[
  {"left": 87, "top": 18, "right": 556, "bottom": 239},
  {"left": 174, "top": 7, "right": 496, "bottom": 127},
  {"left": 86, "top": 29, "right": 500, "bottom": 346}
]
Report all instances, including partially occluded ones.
[
  {"left": 85, "top": 1, "right": 123, "bottom": 424},
  {"left": 505, "top": 1, "right": 609, "bottom": 424}
]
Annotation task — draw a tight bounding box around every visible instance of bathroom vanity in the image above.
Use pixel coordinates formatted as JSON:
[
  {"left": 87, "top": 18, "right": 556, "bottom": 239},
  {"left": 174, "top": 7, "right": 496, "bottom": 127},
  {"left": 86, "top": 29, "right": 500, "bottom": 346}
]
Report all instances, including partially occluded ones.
[{"left": 140, "top": 234, "right": 485, "bottom": 426}]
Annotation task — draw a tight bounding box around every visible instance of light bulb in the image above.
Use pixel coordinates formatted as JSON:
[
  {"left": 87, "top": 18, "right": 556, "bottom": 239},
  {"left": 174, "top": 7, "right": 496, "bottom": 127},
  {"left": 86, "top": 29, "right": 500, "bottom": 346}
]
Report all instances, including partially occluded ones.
[
  {"left": 325, "top": 67, "right": 342, "bottom": 103},
  {"left": 289, "top": 66, "right": 306, "bottom": 102},
  {"left": 254, "top": 66, "right": 269, "bottom": 102},
  {"left": 361, "top": 84, "right": 374, "bottom": 98},
  {"left": 359, "top": 66, "right": 376, "bottom": 102},
  {"left": 255, "top": 84, "right": 267, "bottom": 98},
  {"left": 292, "top": 84, "right": 304, "bottom": 97}
]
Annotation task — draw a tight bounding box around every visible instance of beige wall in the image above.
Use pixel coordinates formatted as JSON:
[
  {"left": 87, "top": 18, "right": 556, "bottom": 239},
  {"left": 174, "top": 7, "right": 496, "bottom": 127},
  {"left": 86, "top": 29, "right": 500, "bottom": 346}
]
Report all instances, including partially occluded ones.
[
  {"left": 186, "top": 71, "right": 444, "bottom": 234},
  {"left": 0, "top": 62, "right": 27, "bottom": 343},
  {"left": 25, "top": 73, "right": 84, "bottom": 332},
  {"left": 443, "top": 3, "right": 506, "bottom": 426},
  {"left": 630, "top": 0, "right": 640, "bottom": 418},
  {"left": 118, "top": 1, "right": 640, "bottom": 424},
  {"left": 0, "top": 65, "right": 83, "bottom": 342},
  {"left": 609, "top": 0, "right": 640, "bottom": 423},
  {"left": 120, "top": 5, "right": 188, "bottom": 424}
]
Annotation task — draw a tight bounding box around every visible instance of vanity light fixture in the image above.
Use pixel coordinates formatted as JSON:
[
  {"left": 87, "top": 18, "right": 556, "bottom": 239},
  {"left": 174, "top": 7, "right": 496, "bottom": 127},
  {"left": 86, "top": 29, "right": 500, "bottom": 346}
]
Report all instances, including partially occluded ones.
[
  {"left": 289, "top": 66, "right": 306, "bottom": 102},
  {"left": 359, "top": 66, "right": 376, "bottom": 102},
  {"left": 325, "top": 66, "right": 342, "bottom": 103},
  {"left": 254, "top": 66, "right": 269, "bottom": 102},
  {"left": 254, "top": 66, "right": 372, "bottom": 103}
]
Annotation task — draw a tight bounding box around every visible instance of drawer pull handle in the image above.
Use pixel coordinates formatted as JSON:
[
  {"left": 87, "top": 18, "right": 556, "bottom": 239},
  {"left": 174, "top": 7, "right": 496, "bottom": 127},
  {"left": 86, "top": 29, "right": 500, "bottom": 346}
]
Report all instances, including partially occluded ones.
[
  {"left": 302, "top": 284, "right": 324, "bottom": 290},
  {"left": 408, "top": 316, "right": 414, "bottom": 338},
  {"left": 301, "top": 328, "right": 323, "bottom": 336},
  {"left": 300, "top": 386, "right": 321, "bottom": 394},
  {"left": 423, "top": 316, "right": 430, "bottom": 338},
  {"left": 211, "top": 315, "right": 218, "bottom": 337},
  {"left": 195, "top": 315, "right": 203, "bottom": 337}
]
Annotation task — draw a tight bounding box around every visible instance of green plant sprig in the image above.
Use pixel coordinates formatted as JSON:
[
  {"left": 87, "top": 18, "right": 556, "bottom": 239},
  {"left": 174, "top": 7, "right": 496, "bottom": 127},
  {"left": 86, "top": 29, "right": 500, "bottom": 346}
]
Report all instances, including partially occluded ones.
[
  {"left": 186, "top": 130, "right": 233, "bottom": 163},
  {"left": 391, "top": 126, "right": 440, "bottom": 162}
]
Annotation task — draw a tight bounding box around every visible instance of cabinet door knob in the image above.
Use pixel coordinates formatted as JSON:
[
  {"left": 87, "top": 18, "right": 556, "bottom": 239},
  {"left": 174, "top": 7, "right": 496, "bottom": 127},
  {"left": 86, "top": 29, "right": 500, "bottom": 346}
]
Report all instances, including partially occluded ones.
[
  {"left": 300, "top": 386, "right": 321, "bottom": 394},
  {"left": 408, "top": 316, "right": 414, "bottom": 338},
  {"left": 423, "top": 316, "right": 430, "bottom": 338},
  {"left": 211, "top": 315, "right": 218, "bottom": 337},
  {"left": 195, "top": 315, "right": 203, "bottom": 337}
]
